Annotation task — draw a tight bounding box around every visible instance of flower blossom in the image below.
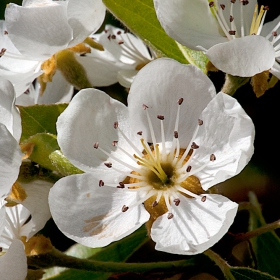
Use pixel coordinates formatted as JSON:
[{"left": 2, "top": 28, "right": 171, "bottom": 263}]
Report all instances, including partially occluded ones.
[
  {"left": 49, "top": 58, "right": 254, "bottom": 255},
  {"left": 0, "top": 78, "right": 51, "bottom": 279},
  {"left": 2, "top": 0, "right": 106, "bottom": 96},
  {"left": 154, "top": 0, "right": 280, "bottom": 78}
]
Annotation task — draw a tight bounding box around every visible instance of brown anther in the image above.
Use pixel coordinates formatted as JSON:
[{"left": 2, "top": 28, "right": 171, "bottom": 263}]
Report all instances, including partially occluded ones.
[
  {"left": 0, "top": 48, "right": 6, "bottom": 57},
  {"left": 209, "top": 2, "right": 214, "bottom": 7},
  {"left": 174, "top": 198, "right": 180, "bottom": 206},
  {"left": 93, "top": 142, "right": 99, "bottom": 149},
  {"left": 0, "top": 247, "right": 2, "bottom": 252},
  {"left": 201, "top": 196, "right": 207, "bottom": 202},
  {"left": 99, "top": 180, "right": 104, "bottom": 187},
  {"left": 111, "top": 35, "right": 116, "bottom": 39},
  {"left": 104, "top": 29, "right": 108, "bottom": 33},
  {"left": 230, "top": 15, "right": 234, "bottom": 22},
  {"left": 241, "top": 0, "right": 249, "bottom": 6},
  {"left": 177, "top": 97, "right": 184, "bottom": 105},
  {"left": 112, "top": 140, "right": 118, "bottom": 146},
  {"left": 229, "top": 30, "right": 236, "bottom": 35},
  {"left": 117, "top": 184, "right": 125, "bottom": 188},
  {"left": 186, "top": 165, "right": 192, "bottom": 172},
  {"left": 167, "top": 213, "right": 174, "bottom": 219},
  {"left": 4, "top": 30, "right": 8, "bottom": 35},
  {"left": 152, "top": 201, "right": 158, "bottom": 207},
  {"left": 137, "top": 131, "right": 143, "bottom": 135},
  {"left": 231, "top": 0, "right": 236, "bottom": 3},
  {"left": 210, "top": 154, "right": 216, "bottom": 161},
  {"left": 157, "top": 115, "right": 164, "bottom": 120},
  {"left": 198, "top": 119, "right": 203, "bottom": 126},
  {"left": 117, "top": 31, "right": 122, "bottom": 35},
  {"left": 107, "top": 34, "right": 111, "bottom": 40},
  {"left": 114, "top": 121, "right": 118, "bottom": 129},
  {"left": 142, "top": 104, "right": 149, "bottom": 110},
  {"left": 263, "top": 5, "right": 269, "bottom": 10},
  {"left": 119, "top": 182, "right": 125, "bottom": 188},
  {"left": 122, "top": 205, "right": 129, "bottom": 212},
  {"left": 220, "top": 4, "right": 225, "bottom": 10},
  {"left": 191, "top": 142, "right": 199, "bottom": 149},
  {"left": 118, "top": 40, "right": 124, "bottom": 45},
  {"left": 272, "top": 31, "right": 277, "bottom": 37},
  {"left": 104, "top": 162, "right": 112, "bottom": 168},
  {"left": 174, "top": 131, "right": 178, "bottom": 138}
]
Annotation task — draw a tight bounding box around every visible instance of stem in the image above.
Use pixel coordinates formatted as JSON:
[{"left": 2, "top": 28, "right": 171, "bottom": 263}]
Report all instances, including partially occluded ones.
[
  {"left": 28, "top": 248, "right": 198, "bottom": 273},
  {"left": 232, "top": 219, "right": 280, "bottom": 246},
  {"left": 204, "top": 249, "right": 235, "bottom": 280},
  {"left": 222, "top": 74, "right": 250, "bottom": 96}
]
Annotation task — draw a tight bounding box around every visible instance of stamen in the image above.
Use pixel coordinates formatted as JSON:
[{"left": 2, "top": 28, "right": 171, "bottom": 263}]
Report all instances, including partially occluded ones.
[
  {"left": 167, "top": 213, "right": 174, "bottom": 219},
  {"left": 122, "top": 205, "right": 129, "bottom": 212},
  {"left": 174, "top": 198, "right": 180, "bottom": 206},
  {"left": 104, "top": 162, "right": 112, "bottom": 168},
  {"left": 191, "top": 142, "right": 199, "bottom": 149},
  {"left": 99, "top": 180, "right": 104, "bottom": 187},
  {"left": 175, "top": 185, "right": 201, "bottom": 199},
  {"left": 210, "top": 154, "right": 216, "bottom": 161},
  {"left": 201, "top": 196, "right": 207, "bottom": 202},
  {"left": 186, "top": 166, "right": 192, "bottom": 172}
]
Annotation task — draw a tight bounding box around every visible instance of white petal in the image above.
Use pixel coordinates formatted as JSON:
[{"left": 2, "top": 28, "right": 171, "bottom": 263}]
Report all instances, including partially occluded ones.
[
  {"left": 35, "top": 71, "right": 73, "bottom": 104},
  {"left": 19, "top": 180, "right": 52, "bottom": 239},
  {"left": 49, "top": 173, "right": 149, "bottom": 247},
  {"left": 75, "top": 55, "right": 120, "bottom": 87},
  {"left": 153, "top": 0, "right": 226, "bottom": 50},
  {"left": 0, "top": 240, "right": 27, "bottom": 280},
  {"left": 0, "top": 205, "right": 30, "bottom": 248},
  {"left": 5, "top": 3, "right": 73, "bottom": 59},
  {"left": 151, "top": 194, "right": 237, "bottom": 255},
  {"left": 57, "top": 88, "right": 140, "bottom": 183},
  {"left": 0, "top": 78, "right": 21, "bottom": 141},
  {"left": 0, "top": 124, "right": 22, "bottom": 198},
  {"left": 190, "top": 92, "right": 255, "bottom": 190},
  {"left": 206, "top": 36, "right": 275, "bottom": 77},
  {"left": 117, "top": 70, "right": 138, "bottom": 88},
  {"left": 128, "top": 58, "right": 216, "bottom": 147},
  {"left": 67, "top": 0, "right": 106, "bottom": 47}
]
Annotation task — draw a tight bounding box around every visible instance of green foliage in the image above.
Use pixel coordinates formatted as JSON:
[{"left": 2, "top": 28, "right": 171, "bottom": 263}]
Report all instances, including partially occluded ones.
[
  {"left": 248, "top": 192, "right": 280, "bottom": 278},
  {"left": 43, "top": 226, "right": 148, "bottom": 280},
  {"left": 49, "top": 150, "right": 83, "bottom": 176},
  {"left": 231, "top": 267, "right": 279, "bottom": 280},
  {"left": 18, "top": 103, "right": 68, "bottom": 142}
]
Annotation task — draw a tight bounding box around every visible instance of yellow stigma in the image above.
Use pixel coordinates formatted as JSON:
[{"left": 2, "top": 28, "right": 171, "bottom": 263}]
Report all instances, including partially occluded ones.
[{"left": 250, "top": 5, "right": 266, "bottom": 35}]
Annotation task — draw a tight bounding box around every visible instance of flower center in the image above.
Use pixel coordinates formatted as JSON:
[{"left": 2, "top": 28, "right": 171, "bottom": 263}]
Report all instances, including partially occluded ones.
[
  {"left": 94, "top": 98, "right": 217, "bottom": 221},
  {"left": 208, "top": 1, "right": 269, "bottom": 39}
]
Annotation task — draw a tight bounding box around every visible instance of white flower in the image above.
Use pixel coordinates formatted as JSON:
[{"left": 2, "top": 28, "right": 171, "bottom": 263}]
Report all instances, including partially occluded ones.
[
  {"left": 49, "top": 58, "right": 255, "bottom": 255},
  {"left": 5, "top": 0, "right": 106, "bottom": 60},
  {"left": 0, "top": 79, "right": 52, "bottom": 279},
  {"left": 1, "top": 0, "right": 106, "bottom": 96},
  {"left": 78, "top": 25, "right": 155, "bottom": 88},
  {"left": 154, "top": 0, "right": 280, "bottom": 77}
]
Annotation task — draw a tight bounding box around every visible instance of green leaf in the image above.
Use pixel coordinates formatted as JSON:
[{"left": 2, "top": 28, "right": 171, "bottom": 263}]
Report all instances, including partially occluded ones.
[
  {"left": 25, "top": 133, "right": 59, "bottom": 171},
  {"left": 43, "top": 226, "right": 148, "bottom": 280},
  {"left": 49, "top": 150, "right": 83, "bottom": 176},
  {"left": 103, "top": 0, "right": 189, "bottom": 64},
  {"left": 248, "top": 192, "right": 280, "bottom": 278},
  {"left": 230, "top": 267, "right": 279, "bottom": 280},
  {"left": 18, "top": 103, "right": 68, "bottom": 142}
]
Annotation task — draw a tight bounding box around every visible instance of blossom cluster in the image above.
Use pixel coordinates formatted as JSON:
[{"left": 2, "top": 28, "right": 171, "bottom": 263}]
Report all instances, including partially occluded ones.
[{"left": 1, "top": 0, "right": 279, "bottom": 279}]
